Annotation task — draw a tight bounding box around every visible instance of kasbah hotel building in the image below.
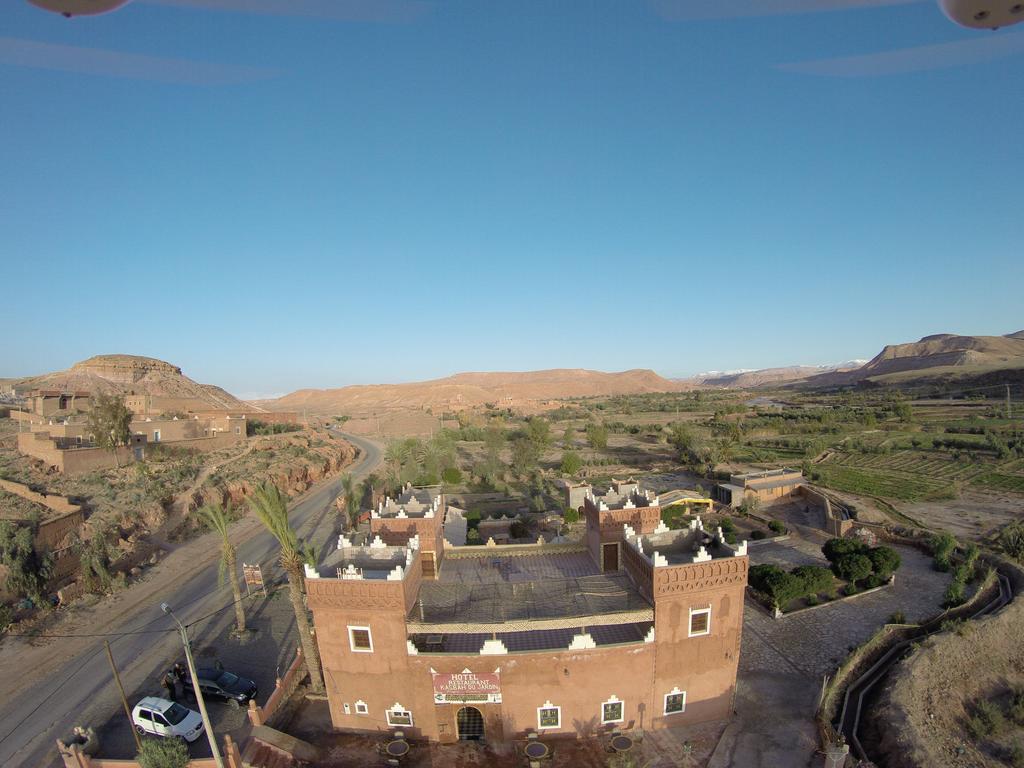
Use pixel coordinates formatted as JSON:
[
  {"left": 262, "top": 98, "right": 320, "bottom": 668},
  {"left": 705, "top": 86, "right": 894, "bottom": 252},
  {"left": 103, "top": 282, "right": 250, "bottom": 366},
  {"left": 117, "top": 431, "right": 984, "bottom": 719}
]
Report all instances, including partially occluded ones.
[{"left": 303, "top": 480, "right": 749, "bottom": 743}]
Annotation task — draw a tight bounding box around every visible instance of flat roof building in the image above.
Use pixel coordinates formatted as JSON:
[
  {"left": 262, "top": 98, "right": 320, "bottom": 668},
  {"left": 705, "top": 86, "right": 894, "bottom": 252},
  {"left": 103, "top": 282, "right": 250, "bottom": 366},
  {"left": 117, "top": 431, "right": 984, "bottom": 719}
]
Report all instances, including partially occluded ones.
[
  {"left": 305, "top": 482, "right": 748, "bottom": 744},
  {"left": 715, "top": 468, "right": 804, "bottom": 508}
]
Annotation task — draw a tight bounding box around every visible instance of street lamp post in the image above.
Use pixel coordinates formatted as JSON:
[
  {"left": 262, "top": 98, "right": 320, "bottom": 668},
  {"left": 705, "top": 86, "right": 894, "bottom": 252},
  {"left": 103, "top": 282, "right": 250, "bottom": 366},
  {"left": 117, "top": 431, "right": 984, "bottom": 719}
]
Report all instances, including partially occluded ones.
[{"left": 161, "top": 603, "right": 224, "bottom": 768}]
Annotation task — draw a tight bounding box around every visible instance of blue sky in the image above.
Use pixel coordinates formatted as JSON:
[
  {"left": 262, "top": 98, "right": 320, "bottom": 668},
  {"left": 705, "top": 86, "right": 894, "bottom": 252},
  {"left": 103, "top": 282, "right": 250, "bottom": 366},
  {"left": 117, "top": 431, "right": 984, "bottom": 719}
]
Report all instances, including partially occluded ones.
[{"left": 2, "top": 0, "right": 1022, "bottom": 397}]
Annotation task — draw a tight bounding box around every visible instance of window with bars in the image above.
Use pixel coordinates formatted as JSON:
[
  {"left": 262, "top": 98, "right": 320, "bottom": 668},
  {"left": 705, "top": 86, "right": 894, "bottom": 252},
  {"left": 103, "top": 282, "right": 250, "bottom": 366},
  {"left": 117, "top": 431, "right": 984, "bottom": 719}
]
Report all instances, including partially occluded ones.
[
  {"left": 664, "top": 690, "right": 686, "bottom": 715},
  {"left": 537, "top": 705, "right": 561, "bottom": 729},
  {"left": 688, "top": 607, "right": 711, "bottom": 637},
  {"left": 348, "top": 626, "right": 373, "bottom": 652},
  {"left": 601, "top": 698, "right": 624, "bottom": 724}
]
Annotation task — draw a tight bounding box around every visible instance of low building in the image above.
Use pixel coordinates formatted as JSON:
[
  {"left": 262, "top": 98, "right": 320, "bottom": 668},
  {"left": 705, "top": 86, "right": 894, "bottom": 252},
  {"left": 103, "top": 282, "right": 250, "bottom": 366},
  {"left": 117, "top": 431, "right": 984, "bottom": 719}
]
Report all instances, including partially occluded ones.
[
  {"left": 21, "top": 390, "right": 91, "bottom": 418},
  {"left": 305, "top": 483, "right": 748, "bottom": 744},
  {"left": 714, "top": 468, "right": 804, "bottom": 508}
]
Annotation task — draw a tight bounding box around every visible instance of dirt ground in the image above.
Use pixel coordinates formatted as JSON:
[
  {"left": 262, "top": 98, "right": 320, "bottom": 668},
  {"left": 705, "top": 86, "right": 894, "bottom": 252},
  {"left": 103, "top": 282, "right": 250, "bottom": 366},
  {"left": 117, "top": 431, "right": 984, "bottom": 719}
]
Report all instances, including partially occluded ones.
[
  {"left": 870, "top": 579, "right": 1024, "bottom": 768},
  {"left": 898, "top": 491, "right": 1024, "bottom": 543}
]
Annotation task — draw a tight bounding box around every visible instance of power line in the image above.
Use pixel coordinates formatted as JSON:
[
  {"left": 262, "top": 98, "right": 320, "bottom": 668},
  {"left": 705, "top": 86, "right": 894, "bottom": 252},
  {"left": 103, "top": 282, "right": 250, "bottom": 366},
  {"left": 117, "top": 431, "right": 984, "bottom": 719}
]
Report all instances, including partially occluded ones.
[{"left": 0, "top": 645, "right": 102, "bottom": 747}]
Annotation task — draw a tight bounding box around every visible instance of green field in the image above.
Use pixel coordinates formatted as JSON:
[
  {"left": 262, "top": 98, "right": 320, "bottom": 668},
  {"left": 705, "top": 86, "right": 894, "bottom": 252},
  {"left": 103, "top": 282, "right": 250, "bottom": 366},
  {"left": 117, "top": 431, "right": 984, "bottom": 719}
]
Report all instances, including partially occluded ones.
[
  {"left": 970, "top": 472, "right": 1024, "bottom": 495},
  {"left": 812, "top": 461, "right": 956, "bottom": 502}
]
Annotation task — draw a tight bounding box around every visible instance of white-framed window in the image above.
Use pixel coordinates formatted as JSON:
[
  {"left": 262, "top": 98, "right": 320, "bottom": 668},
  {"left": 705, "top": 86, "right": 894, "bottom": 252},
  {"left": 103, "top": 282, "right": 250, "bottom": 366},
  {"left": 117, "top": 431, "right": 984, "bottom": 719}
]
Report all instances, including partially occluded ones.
[
  {"left": 343, "top": 703, "right": 351, "bottom": 715},
  {"left": 153, "top": 429, "right": 161, "bottom": 443},
  {"left": 601, "top": 695, "right": 624, "bottom": 724},
  {"left": 386, "top": 703, "right": 413, "bottom": 727},
  {"left": 348, "top": 625, "right": 373, "bottom": 652},
  {"left": 354, "top": 700, "right": 368, "bottom": 715},
  {"left": 688, "top": 607, "right": 711, "bottom": 637},
  {"left": 537, "top": 700, "right": 561, "bottom": 730},
  {"left": 664, "top": 688, "right": 686, "bottom": 715}
]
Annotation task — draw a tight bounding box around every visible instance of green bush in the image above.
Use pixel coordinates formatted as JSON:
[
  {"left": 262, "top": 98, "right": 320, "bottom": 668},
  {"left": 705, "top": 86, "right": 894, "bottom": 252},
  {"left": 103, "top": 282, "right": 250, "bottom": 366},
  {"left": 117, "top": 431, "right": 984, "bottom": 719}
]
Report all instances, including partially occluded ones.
[
  {"left": 967, "top": 699, "right": 1006, "bottom": 739},
  {"left": 944, "top": 579, "right": 966, "bottom": 607},
  {"left": 441, "top": 467, "right": 462, "bottom": 485},
  {"left": 768, "top": 520, "right": 787, "bottom": 535},
  {"left": 792, "top": 565, "right": 834, "bottom": 594},
  {"left": 868, "top": 546, "right": 901, "bottom": 579},
  {"left": 999, "top": 521, "right": 1024, "bottom": 561},
  {"left": 822, "top": 537, "right": 868, "bottom": 563},
  {"left": 136, "top": 737, "right": 189, "bottom": 768},
  {"left": 931, "top": 532, "right": 957, "bottom": 571},
  {"left": 834, "top": 553, "right": 873, "bottom": 584},
  {"left": 563, "top": 508, "right": 580, "bottom": 524},
  {"left": 466, "top": 528, "right": 481, "bottom": 544},
  {"left": 719, "top": 517, "right": 737, "bottom": 534}
]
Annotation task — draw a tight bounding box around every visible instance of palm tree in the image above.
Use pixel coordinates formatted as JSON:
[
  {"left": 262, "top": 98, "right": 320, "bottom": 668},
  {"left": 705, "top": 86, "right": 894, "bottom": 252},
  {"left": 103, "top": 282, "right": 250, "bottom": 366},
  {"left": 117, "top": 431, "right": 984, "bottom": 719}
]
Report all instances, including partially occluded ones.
[
  {"left": 198, "top": 502, "right": 246, "bottom": 635},
  {"left": 248, "top": 483, "right": 325, "bottom": 694},
  {"left": 339, "top": 474, "right": 362, "bottom": 531}
]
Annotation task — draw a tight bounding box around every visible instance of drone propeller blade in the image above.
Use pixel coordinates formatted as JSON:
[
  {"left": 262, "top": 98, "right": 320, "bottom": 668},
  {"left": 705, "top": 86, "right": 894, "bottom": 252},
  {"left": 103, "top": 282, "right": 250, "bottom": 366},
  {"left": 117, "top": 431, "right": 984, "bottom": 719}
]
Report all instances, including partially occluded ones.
[{"left": 650, "top": 0, "right": 924, "bottom": 21}]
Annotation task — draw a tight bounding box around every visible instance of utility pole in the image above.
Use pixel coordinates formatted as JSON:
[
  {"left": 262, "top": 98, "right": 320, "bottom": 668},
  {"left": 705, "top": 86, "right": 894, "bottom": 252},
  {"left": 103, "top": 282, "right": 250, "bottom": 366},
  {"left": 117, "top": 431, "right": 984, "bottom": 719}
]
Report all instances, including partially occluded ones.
[
  {"left": 162, "top": 603, "right": 224, "bottom": 768},
  {"left": 105, "top": 640, "right": 142, "bottom": 753}
]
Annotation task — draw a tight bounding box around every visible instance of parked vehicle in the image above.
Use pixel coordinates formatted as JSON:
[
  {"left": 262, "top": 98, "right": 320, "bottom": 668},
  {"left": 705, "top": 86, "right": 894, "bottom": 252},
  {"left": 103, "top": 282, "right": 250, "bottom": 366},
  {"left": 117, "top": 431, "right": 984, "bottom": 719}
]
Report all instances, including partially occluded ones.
[
  {"left": 182, "top": 666, "right": 258, "bottom": 707},
  {"left": 131, "top": 697, "right": 205, "bottom": 742}
]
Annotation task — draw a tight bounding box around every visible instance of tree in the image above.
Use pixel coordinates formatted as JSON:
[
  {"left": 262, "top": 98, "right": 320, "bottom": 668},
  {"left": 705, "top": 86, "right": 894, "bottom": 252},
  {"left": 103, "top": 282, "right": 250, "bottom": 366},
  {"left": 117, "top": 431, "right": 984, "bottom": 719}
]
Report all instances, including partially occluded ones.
[
  {"left": 526, "top": 417, "right": 551, "bottom": 450},
  {"left": 77, "top": 523, "right": 116, "bottom": 594},
  {"left": 868, "top": 546, "right": 901, "bottom": 579},
  {"left": 248, "top": 483, "right": 325, "bottom": 694},
  {"left": 560, "top": 450, "right": 583, "bottom": 476},
  {"left": 441, "top": 466, "right": 462, "bottom": 486},
  {"left": 586, "top": 423, "right": 608, "bottom": 451},
  {"left": 339, "top": 474, "right": 362, "bottom": 531},
  {"left": 0, "top": 521, "right": 51, "bottom": 604},
  {"left": 136, "top": 737, "right": 189, "bottom": 768},
  {"left": 86, "top": 393, "right": 133, "bottom": 467},
  {"left": 834, "top": 553, "right": 873, "bottom": 584},
  {"left": 198, "top": 502, "right": 245, "bottom": 635},
  {"left": 822, "top": 537, "right": 867, "bottom": 563},
  {"left": 510, "top": 437, "right": 540, "bottom": 478}
]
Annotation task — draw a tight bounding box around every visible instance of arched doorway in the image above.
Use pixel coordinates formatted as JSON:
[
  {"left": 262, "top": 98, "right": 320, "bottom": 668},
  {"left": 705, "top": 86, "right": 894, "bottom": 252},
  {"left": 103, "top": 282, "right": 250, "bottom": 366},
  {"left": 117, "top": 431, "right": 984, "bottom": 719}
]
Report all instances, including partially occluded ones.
[{"left": 456, "top": 706, "right": 484, "bottom": 740}]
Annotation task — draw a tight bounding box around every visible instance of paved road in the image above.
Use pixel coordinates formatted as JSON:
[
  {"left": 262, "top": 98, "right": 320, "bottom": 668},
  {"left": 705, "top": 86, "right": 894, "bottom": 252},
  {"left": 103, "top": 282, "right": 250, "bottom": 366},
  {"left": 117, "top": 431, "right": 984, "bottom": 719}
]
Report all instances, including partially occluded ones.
[{"left": 0, "top": 431, "right": 382, "bottom": 768}]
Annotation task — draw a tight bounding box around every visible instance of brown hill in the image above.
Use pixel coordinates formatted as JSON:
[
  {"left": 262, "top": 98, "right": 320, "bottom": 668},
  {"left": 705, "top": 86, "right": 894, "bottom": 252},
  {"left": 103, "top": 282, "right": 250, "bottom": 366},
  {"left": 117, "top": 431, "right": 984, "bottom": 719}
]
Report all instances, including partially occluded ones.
[
  {"left": 9, "top": 354, "right": 248, "bottom": 411},
  {"left": 804, "top": 331, "right": 1024, "bottom": 387},
  {"left": 688, "top": 364, "right": 863, "bottom": 389},
  {"left": 261, "top": 368, "right": 685, "bottom": 415}
]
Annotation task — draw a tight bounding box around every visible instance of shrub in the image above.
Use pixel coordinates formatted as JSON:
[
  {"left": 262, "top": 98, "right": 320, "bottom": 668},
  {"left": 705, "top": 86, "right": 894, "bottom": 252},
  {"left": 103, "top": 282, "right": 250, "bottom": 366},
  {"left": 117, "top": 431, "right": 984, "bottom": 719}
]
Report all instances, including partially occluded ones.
[
  {"left": 944, "top": 579, "right": 966, "bottom": 607},
  {"left": 834, "top": 553, "right": 873, "bottom": 584},
  {"left": 822, "top": 537, "right": 867, "bottom": 563},
  {"left": 136, "top": 737, "right": 189, "bottom": 768},
  {"left": 868, "top": 546, "right": 901, "bottom": 579},
  {"left": 768, "top": 520, "right": 787, "bottom": 535},
  {"left": 792, "top": 565, "right": 834, "bottom": 594},
  {"left": 805, "top": 594, "right": 819, "bottom": 606},
  {"left": 999, "top": 521, "right": 1024, "bottom": 561},
  {"left": 466, "top": 528, "right": 481, "bottom": 544},
  {"left": 1009, "top": 689, "right": 1024, "bottom": 725},
  {"left": 560, "top": 451, "right": 583, "bottom": 476},
  {"left": 931, "top": 532, "right": 957, "bottom": 571},
  {"left": 750, "top": 530, "right": 766, "bottom": 540},
  {"left": 563, "top": 507, "right": 580, "bottom": 524},
  {"left": 967, "top": 699, "right": 1006, "bottom": 739},
  {"left": 719, "top": 517, "right": 737, "bottom": 534},
  {"left": 441, "top": 467, "right": 462, "bottom": 485}
]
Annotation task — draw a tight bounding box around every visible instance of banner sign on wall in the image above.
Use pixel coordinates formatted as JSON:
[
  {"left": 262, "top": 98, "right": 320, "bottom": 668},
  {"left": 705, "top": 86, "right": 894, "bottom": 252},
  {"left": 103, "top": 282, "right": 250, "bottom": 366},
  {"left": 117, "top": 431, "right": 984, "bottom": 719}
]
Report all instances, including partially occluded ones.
[{"left": 431, "top": 670, "right": 502, "bottom": 704}]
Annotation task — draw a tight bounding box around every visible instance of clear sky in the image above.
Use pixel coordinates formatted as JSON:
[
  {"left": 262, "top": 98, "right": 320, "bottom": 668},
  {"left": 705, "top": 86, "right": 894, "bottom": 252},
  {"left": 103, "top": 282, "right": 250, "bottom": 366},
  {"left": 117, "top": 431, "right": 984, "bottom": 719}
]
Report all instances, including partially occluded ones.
[{"left": 2, "top": 0, "right": 1022, "bottom": 398}]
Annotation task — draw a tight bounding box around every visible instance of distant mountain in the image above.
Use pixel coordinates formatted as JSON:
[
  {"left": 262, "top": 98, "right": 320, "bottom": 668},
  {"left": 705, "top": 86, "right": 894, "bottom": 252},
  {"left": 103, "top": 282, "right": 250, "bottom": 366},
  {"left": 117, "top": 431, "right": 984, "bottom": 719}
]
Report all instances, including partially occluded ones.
[
  {"left": 8, "top": 354, "right": 249, "bottom": 411},
  {"left": 679, "top": 361, "right": 866, "bottom": 389},
  {"left": 260, "top": 368, "right": 687, "bottom": 415},
  {"left": 803, "top": 331, "right": 1024, "bottom": 388}
]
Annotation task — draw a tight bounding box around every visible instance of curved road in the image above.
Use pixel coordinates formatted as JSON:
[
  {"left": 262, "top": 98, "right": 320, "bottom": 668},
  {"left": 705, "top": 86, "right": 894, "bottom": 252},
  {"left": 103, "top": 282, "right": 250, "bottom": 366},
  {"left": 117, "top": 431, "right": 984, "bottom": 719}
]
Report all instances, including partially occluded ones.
[{"left": 0, "top": 431, "right": 382, "bottom": 768}]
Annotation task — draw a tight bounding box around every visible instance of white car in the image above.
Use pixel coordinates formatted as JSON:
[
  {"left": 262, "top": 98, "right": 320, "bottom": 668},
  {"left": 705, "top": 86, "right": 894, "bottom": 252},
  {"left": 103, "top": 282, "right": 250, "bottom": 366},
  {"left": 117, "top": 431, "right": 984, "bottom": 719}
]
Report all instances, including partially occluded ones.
[{"left": 131, "top": 697, "right": 205, "bottom": 742}]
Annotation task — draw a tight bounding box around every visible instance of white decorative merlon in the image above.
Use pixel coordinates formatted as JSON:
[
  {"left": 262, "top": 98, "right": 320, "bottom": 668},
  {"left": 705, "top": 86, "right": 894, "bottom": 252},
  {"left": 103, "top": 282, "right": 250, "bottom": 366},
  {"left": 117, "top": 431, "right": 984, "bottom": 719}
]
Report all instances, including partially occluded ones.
[
  {"left": 387, "top": 564, "right": 405, "bottom": 581},
  {"left": 598, "top": 501, "right": 609, "bottom": 511},
  {"left": 715, "top": 526, "right": 724, "bottom": 542},
  {"left": 425, "top": 509, "right": 434, "bottom": 519},
  {"left": 536, "top": 535, "right": 546, "bottom": 545},
  {"left": 622, "top": 524, "right": 637, "bottom": 540},
  {"left": 652, "top": 551, "right": 669, "bottom": 568},
  {"left": 652, "top": 520, "right": 669, "bottom": 535},
  {"left": 369, "top": 535, "right": 386, "bottom": 549},
  {"left": 689, "top": 518, "right": 699, "bottom": 531},
  {"left": 408, "top": 534, "right": 421, "bottom": 551},
  {"left": 623, "top": 498, "right": 635, "bottom": 509},
  {"left": 734, "top": 540, "right": 748, "bottom": 556},
  {"left": 405, "top": 549, "right": 415, "bottom": 568},
  {"left": 396, "top": 510, "right": 408, "bottom": 519},
  {"left": 644, "top": 626, "right": 656, "bottom": 643},
  {"left": 696, "top": 516, "right": 705, "bottom": 530},
  {"left": 338, "top": 534, "right": 354, "bottom": 550},
  {"left": 652, "top": 495, "right": 660, "bottom": 506},
  {"left": 304, "top": 563, "right": 320, "bottom": 579},
  {"left": 407, "top": 641, "right": 419, "bottom": 655},
  {"left": 480, "top": 639, "right": 509, "bottom": 655},
  {"left": 486, "top": 538, "right": 497, "bottom": 547},
  {"left": 339, "top": 564, "right": 363, "bottom": 580},
  {"left": 568, "top": 633, "right": 597, "bottom": 650},
  {"left": 693, "top": 546, "right": 712, "bottom": 563}
]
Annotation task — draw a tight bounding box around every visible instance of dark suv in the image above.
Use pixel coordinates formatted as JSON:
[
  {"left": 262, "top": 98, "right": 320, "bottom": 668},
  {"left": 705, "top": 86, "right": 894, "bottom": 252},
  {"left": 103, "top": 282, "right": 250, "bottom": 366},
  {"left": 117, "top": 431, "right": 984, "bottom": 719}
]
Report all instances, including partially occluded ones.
[{"left": 182, "top": 667, "right": 258, "bottom": 707}]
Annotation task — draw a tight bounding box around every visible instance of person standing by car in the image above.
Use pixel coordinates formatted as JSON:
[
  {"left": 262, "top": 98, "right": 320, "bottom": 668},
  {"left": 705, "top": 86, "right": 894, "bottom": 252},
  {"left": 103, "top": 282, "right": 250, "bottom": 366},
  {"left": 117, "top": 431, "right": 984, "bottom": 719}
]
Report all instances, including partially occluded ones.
[{"left": 161, "top": 671, "right": 177, "bottom": 702}]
